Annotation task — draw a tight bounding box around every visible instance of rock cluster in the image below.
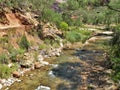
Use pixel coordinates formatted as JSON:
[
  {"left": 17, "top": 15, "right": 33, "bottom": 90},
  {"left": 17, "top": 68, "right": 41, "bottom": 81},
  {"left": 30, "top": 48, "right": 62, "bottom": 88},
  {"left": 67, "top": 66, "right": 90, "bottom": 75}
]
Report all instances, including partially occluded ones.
[
  {"left": 41, "top": 23, "right": 62, "bottom": 39},
  {"left": 20, "top": 52, "right": 34, "bottom": 68},
  {"left": 0, "top": 41, "right": 63, "bottom": 90},
  {"left": 40, "top": 47, "right": 62, "bottom": 58},
  {"left": 0, "top": 78, "right": 21, "bottom": 89}
]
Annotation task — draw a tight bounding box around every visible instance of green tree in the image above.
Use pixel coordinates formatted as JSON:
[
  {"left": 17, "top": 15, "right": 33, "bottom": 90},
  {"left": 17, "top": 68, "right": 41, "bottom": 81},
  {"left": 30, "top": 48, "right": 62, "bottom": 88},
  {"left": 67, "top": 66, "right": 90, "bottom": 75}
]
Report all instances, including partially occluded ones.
[
  {"left": 67, "top": 0, "right": 79, "bottom": 10},
  {"left": 19, "top": 35, "right": 30, "bottom": 50}
]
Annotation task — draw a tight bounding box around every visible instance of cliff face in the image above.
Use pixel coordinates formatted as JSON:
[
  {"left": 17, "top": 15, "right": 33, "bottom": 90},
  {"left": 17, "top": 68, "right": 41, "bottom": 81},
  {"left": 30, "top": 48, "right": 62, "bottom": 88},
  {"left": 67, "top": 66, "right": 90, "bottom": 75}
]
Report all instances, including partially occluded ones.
[
  {"left": 0, "top": 8, "right": 63, "bottom": 54},
  {"left": 0, "top": 11, "right": 38, "bottom": 51}
]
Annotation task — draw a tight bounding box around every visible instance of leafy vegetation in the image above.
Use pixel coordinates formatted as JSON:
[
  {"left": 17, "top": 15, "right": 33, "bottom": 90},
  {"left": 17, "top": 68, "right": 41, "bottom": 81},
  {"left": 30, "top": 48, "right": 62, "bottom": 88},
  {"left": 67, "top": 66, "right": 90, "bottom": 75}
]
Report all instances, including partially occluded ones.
[
  {"left": 0, "top": 64, "right": 17, "bottom": 78},
  {"left": 9, "top": 48, "right": 25, "bottom": 62},
  {"left": 110, "top": 25, "right": 120, "bottom": 82},
  {"left": 65, "top": 30, "right": 81, "bottom": 43},
  {"left": 19, "top": 34, "right": 30, "bottom": 51},
  {"left": 59, "top": 22, "right": 69, "bottom": 31},
  {"left": 0, "top": 53, "right": 8, "bottom": 64}
]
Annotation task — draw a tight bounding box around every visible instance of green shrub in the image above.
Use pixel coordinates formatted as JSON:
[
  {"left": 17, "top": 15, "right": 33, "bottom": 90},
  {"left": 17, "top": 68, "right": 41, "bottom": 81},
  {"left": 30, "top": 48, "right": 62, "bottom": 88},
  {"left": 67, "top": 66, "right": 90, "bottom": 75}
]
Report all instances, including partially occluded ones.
[
  {"left": 110, "top": 25, "right": 120, "bottom": 82},
  {"left": 67, "top": 0, "right": 79, "bottom": 10},
  {"left": 52, "top": 42, "right": 60, "bottom": 48},
  {"left": 111, "top": 58, "right": 120, "bottom": 82},
  {"left": 0, "top": 64, "right": 17, "bottom": 78},
  {"left": 44, "top": 39, "right": 51, "bottom": 44},
  {"left": 81, "top": 35, "right": 90, "bottom": 43},
  {"left": 9, "top": 48, "right": 25, "bottom": 62},
  {"left": 110, "top": 25, "right": 120, "bottom": 57},
  {"left": 19, "top": 35, "right": 30, "bottom": 50},
  {"left": 0, "top": 53, "right": 8, "bottom": 64},
  {"left": 59, "top": 22, "right": 69, "bottom": 31},
  {"left": 39, "top": 43, "right": 47, "bottom": 50},
  {"left": 0, "top": 37, "right": 8, "bottom": 43},
  {"left": 41, "top": 8, "right": 63, "bottom": 25},
  {"left": 65, "top": 31, "right": 81, "bottom": 43},
  {"left": 0, "top": 64, "right": 11, "bottom": 78},
  {"left": 79, "top": 29, "right": 91, "bottom": 36}
]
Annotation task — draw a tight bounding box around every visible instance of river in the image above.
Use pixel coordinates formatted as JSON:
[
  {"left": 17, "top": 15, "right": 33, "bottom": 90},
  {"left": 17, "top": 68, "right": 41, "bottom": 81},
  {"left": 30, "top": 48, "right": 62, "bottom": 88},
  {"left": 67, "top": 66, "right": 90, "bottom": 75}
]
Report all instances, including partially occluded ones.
[{"left": 5, "top": 31, "right": 116, "bottom": 90}]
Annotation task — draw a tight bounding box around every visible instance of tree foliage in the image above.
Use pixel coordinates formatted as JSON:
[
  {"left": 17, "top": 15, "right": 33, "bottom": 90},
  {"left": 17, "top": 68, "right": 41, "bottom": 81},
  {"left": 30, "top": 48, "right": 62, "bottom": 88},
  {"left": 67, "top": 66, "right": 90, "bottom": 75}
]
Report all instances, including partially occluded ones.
[{"left": 19, "top": 35, "right": 30, "bottom": 50}]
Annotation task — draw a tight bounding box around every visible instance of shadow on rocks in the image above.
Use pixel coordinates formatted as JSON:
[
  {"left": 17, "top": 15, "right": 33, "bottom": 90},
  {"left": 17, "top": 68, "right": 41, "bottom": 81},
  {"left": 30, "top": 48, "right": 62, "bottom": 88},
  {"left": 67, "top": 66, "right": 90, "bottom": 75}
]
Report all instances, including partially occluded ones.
[{"left": 52, "top": 62, "right": 82, "bottom": 90}]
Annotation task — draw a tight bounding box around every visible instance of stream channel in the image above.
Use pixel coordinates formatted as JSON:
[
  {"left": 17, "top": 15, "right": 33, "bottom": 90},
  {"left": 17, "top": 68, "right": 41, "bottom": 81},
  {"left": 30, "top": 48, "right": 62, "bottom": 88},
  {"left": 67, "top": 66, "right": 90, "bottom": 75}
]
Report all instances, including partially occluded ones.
[{"left": 5, "top": 31, "right": 115, "bottom": 90}]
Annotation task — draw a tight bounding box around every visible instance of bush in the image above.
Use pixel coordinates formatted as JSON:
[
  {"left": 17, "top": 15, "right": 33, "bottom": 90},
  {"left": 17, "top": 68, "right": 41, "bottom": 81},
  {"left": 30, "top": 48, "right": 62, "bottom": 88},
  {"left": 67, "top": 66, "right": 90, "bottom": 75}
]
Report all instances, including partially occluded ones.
[
  {"left": 41, "top": 8, "right": 63, "bottom": 25},
  {"left": 0, "top": 53, "right": 8, "bottom": 64},
  {"left": 79, "top": 29, "right": 91, "bottom": 36},
  {"left": 67, "top": 0, "right": 79, "bottom": 10},
  {"left": 110, "top": 25, "right": 120, "bottom": 57},
  {"left": 39, "top": 43, "right": 47, "bottom": 50},
  {"left": 19, "top": 35, "right": 30, "bottom": 50},
  {"left": 0, "top": 64, "right": 17, "bottom": 78},
  {"left": 110, "top": 25, "right": 120, "bottom": 82},
  {"left": 0, "top": 64, "right": 11, "bottom": 78},
  {"left": 9, "top": 48, "right": 25, "bottom": 62},
  {"left": 65, "top": 31, "right": 81, "bottom": 43},
  {"left": 59, "top": 22, "right": 69, "bottom": 31},
  {"left": 0, "top": 37, "right": 8, "bottom": 43},
  {"left": 111, "top": 58, "right": 120, "bottom": 82}
]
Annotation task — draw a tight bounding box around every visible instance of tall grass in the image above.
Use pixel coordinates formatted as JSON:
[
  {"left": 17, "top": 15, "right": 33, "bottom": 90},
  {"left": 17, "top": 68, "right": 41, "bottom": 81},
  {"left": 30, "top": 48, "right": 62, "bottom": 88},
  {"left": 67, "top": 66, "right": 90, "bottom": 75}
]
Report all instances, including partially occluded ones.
[{"left": 0, "top": 64, "right": 17, "bottom": 78}]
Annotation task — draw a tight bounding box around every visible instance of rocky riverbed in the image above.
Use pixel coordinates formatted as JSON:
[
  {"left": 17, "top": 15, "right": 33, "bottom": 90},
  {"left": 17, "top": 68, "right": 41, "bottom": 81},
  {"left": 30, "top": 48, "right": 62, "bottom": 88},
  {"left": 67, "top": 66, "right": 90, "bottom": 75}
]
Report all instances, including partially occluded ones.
[{"left": 1, "top": 31, "right": 117, "bottom": 90}]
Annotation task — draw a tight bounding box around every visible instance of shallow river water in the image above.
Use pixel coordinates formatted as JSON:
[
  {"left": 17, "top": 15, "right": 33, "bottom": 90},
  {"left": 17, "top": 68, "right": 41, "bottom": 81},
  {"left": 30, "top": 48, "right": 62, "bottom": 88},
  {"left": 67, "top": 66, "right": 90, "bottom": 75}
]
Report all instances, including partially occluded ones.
[{"left": 6, "top": 35, "right": 115, "bottom": 90}]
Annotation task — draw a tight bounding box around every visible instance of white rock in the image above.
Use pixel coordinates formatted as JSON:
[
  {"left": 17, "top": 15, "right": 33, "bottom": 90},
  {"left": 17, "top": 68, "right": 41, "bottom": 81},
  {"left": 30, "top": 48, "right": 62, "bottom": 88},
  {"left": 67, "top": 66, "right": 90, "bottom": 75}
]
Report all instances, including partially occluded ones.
[
  {"left": 35, "top": 85, "right": 51, "bottom": 90},
  {"left": 16, "top": 79, "right": 21, "bottom": 82},
  {"left": 51, "top": 64, "right": 58, "bottom": 68},
  {"left": 48, "top": 71, "right": 55, "bottom": 78},
  {"left": 8, "top": 63, "right": 13, "bottom": 68},
  {"left": 0, "top": 84, "right": 3, "bottom": 89},
  {"left": 0, "top": 79, "right": 6, "bottom": 84},
  {"left": 56, "top": 52, "right": 60, "bottom": 56},
  {"left": 38, "top": 55, "right": 44, "bottom": 61},
  {"left": 40, "top": 61, "right": 49, "bottom": 65},
  {"left": 102, "top": 31, "right": 113, "bottom": 35}
]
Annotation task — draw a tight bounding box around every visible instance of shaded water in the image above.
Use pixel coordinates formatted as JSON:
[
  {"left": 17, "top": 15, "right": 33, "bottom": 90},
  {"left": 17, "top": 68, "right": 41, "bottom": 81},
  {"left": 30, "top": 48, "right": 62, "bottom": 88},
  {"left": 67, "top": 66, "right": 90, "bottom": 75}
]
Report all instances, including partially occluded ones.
[{"left": 7, "top": 35, "right": 113, "bottom": 90}]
